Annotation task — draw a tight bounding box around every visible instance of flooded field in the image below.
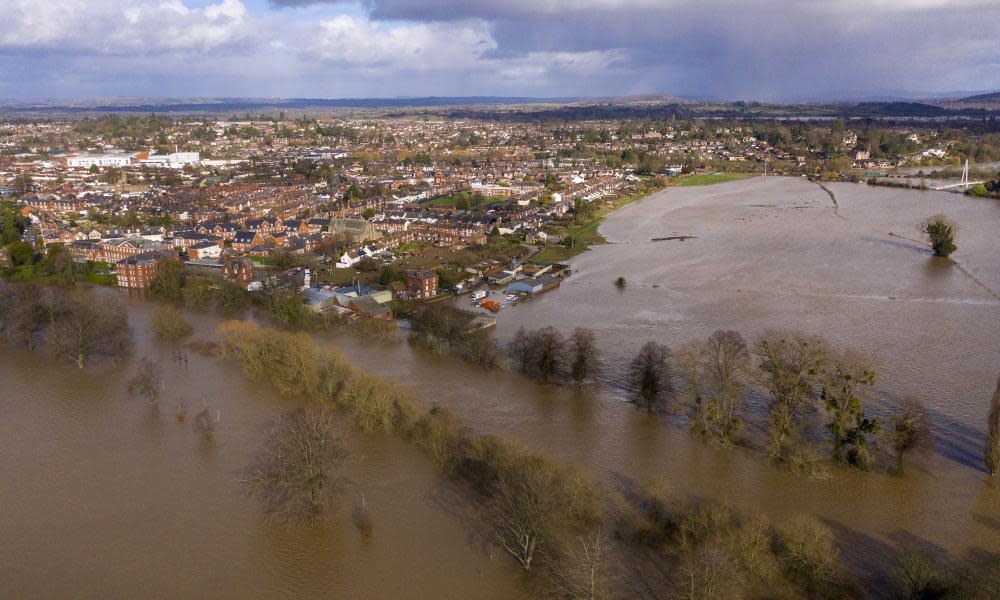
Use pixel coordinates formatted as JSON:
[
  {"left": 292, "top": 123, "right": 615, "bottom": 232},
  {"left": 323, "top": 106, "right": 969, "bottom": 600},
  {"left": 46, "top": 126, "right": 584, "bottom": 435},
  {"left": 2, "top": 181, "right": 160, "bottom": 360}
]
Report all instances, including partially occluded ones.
[
  {"left": 0, "top": 304, "right": 525, "bottom": 600},
  {"left": 2, "top": 176, "right": 999, "bottom": 597}
]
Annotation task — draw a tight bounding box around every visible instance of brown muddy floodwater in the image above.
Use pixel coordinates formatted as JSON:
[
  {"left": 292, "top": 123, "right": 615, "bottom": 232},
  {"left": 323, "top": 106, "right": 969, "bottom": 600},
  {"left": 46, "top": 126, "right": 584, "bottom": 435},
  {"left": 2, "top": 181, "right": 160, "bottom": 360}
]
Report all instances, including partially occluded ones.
[{"left": 2, "top": 176, "right": 999, "bottom": 598}]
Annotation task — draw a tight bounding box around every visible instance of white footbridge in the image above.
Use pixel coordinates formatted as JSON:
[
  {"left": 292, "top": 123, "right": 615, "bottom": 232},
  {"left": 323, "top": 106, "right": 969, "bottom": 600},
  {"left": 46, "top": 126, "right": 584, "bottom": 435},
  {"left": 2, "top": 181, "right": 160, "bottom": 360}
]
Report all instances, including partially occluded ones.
[{"left": 933, "top": 160, "right": 985, "bottom": 190}]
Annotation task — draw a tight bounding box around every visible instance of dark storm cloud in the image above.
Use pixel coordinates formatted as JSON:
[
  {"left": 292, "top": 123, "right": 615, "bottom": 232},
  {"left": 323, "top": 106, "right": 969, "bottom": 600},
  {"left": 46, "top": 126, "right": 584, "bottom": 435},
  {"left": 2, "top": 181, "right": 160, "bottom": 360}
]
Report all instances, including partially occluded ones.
[{"left": 269, "top": 0, "right": 1000, "bottom": 100}]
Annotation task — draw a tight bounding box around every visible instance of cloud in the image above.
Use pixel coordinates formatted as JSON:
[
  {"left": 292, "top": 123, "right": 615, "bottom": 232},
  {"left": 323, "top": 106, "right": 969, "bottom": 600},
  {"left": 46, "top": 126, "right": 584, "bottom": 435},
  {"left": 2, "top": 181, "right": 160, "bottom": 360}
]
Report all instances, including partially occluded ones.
[
  {"left": 1, "top": 0, "right": 998, "bottom": 100},
  {"left": 1, "top": 0, "right": 256, "bottom": 55},
  {"left": 308, "top": 16, "right": 496, "bottom": 70}
]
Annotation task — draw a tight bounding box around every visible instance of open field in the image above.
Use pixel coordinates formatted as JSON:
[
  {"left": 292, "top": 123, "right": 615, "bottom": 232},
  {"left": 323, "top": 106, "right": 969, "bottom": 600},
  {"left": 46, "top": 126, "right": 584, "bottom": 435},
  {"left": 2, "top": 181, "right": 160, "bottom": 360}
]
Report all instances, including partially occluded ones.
[{"left": 673, "top": 172, "right": 756, "bottom": 186}]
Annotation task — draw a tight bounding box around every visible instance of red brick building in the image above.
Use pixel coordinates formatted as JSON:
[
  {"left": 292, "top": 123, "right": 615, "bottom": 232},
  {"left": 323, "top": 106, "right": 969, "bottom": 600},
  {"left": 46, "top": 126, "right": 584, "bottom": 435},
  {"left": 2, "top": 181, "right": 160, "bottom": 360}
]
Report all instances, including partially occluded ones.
[
  {"left": 405, "top": 270, "right": 439, "bottom": 300},
  {"left": 116, "top": 251, "right": 174, "bottom": 289},
  {"left": 223, "top": 254, "right": 254, "bottom": 285}
]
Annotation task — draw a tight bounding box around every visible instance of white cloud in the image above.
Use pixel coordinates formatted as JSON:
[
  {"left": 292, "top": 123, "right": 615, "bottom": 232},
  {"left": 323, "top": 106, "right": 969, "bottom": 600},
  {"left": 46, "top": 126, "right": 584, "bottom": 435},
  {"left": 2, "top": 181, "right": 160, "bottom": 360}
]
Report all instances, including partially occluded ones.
[
  {"left": 309, "top": 16, "right": 495, "bottom": 70},
  {"left": 0, "top": 0, "right": 255, "bottom": 55}
]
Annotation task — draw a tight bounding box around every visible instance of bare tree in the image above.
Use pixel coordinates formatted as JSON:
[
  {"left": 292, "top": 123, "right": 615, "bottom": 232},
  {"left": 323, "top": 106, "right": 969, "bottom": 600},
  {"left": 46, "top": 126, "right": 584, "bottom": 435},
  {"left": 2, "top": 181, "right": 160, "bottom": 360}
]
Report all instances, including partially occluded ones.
[
  {"left": 678, "top": 341, "right": 710, "bottom": 432},
  {"left": 568, "top": 328, "right": 599, "bottom": 384},
  {"left": 546, "top": 528, "right": 615, "bottom": 600},
  {"left": 508, "top": 327, "right": 535, "bottom": 373},
  {"left": 885, "top": 397, "right": 933, "bottom": 475},
  {"left": 242, "top": 408, "right": 344, "bottom": 523},
  {"left": 508, "top": 326, "right": 566, "bottom": 383},
  {"left": 679, "top": 543, "right": 744, "bottom": 600},
  {"left": 533, "top": 327, "right": 567, "bottom": 383},
  {"left": 127, "top": 356, "right": 164, "bottom": 404},
  {"left": 987, "top": 376, "right": 1000, "bottom": 477},
  {"left": 629, "top": 341, "right": 672, "bottom": 412},
  {"left": 703, "top": 330, "right": 750, "bottom": 443},
  {"left": 752, "top": 331, "right": 829, "bottom": 460},
  {"left": 46, "top": 294, "right": 132, "bottom": 368},
  {"left": 0, "top": 282, "right": 45, "bottom": 350},
  {"left": 457, "top": 330, "right": 500, "bottom": 370},
  {"left": 490, "top": 457, "right": 594, "bottom": 570}
]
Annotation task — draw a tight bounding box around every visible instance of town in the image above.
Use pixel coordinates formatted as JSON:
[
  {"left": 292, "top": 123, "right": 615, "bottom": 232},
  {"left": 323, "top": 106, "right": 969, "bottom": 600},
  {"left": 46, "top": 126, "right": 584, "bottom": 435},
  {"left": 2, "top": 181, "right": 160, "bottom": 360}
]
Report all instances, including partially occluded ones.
[{"left": 3, "top": 111, "right": 998, "bottom": 325}]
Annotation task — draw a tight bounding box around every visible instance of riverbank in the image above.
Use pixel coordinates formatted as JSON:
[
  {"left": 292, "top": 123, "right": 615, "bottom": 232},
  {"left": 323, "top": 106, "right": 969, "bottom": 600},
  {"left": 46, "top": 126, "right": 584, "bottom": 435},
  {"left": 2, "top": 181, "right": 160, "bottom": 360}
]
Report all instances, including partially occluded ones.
[{"left": 533, "top": 172, "right": 756, "bottom": 264}]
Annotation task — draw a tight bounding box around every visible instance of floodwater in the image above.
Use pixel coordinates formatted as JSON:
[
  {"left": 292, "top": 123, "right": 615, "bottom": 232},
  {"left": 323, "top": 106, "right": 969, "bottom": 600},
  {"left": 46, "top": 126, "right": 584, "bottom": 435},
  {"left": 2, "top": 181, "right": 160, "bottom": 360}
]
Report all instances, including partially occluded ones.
[
  {"left": 2, "top": 176, "right": 999, "bottom": 597},
  {"left": 0, "top": 304, "right": 525, "bottom": 600}
]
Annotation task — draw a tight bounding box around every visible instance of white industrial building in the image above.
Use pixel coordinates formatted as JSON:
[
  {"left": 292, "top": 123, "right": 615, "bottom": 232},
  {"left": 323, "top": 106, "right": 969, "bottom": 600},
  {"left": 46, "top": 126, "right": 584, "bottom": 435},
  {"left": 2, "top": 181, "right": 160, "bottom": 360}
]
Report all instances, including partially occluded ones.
[
  {"left": 140, "top": 152, "right": 200, "bottom": 169},
  {"left": 66, "top": 152, "right": 138, "bottom": 168}
]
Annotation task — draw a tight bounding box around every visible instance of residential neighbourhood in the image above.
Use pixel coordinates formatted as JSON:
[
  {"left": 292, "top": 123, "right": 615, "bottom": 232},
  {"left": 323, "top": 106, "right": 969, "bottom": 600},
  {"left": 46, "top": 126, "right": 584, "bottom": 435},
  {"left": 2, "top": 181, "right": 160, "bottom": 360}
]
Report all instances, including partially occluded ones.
[{"left": 2, "top": 113, "right": 998, "bottom": 325}]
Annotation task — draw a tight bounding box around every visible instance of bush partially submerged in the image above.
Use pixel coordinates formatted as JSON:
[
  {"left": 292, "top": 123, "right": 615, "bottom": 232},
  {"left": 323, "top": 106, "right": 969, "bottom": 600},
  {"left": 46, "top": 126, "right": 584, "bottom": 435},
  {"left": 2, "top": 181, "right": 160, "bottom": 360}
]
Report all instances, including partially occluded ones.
[
  {"left": 150, "top": 304, "right": 193, "bottom": 342},
  {"left": 923, "top": 214, "right": 957, "bottom": 258}
]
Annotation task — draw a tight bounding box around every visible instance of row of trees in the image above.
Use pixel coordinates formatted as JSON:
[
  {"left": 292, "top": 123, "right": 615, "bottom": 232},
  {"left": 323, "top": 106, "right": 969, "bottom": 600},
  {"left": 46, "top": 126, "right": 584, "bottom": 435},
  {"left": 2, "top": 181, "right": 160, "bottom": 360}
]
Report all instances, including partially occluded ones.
[
  {"left": 509, "top": 326, "right": 939, "bottom": 475},
  {"left": 0, "top": 281, "right": 132, "bottom": 368},
  {"left": 214, "top": 322, "right": 1000, "bottom": 598},
  {"left": 509, "top": 326, "right": 599, "bottom": 384}
]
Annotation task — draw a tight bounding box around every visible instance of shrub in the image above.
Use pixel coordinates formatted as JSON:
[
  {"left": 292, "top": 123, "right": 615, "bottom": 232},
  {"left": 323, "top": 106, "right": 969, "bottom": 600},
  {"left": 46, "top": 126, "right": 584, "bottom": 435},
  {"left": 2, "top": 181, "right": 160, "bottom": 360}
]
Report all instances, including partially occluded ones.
[
  {"left": 150, "top": 304, "right": 193, "bottom": 342},
  {"left": 410, "top": 405, "right": 463, "bottom": 467},
  {"left": 238, "top": 329, "right": 319, "bottom": 397},
  {"left": 335, "top": 372, "right": 418, "bottom": 433},
  {"left": 922, "top": 214, "right": 957, "bottom": 258},
  {"left": 216, "top": 319, "right": 259, "bottom": 355}
]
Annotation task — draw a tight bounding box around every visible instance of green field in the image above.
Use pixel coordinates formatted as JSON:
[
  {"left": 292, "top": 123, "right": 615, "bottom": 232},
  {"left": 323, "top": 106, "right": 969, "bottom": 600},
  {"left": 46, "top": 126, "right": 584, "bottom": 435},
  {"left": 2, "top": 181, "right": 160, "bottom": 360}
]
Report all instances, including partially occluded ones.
[
  {"left": 533, "top": 182, "right": 663, "bottom": 264},
  {"left": 673, "top": 172, "right": 756, "bottom": 187},
  {"left": 422, "top": 195, "right": 508, "bottom": 208}
]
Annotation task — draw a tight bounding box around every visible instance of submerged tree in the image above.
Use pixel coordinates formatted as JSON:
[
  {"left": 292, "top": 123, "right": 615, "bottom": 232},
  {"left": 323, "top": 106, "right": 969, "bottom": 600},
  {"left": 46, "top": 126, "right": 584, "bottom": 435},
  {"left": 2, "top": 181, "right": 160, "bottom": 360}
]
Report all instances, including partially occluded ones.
[
  {"left": 696, "top": 330, "right": 750, "bottom": 443},
  {"left": 628, "top": 341, "right": 672, "bottom": 412},
  {"left": 0, "top": 282, "right": 45, "bottom": 350},
  {"left": 489, "top": 456, "right": 596, "bottom": 570},
  {"left": 508, "top": 326, "right": 566, "bottom": 383},
  {"left": 45, "top": 294, "right": 132, "bottom": 368},
  {"left": 457, "top": 330, "right": 501, "bottom": 370},
  {"left": 752, "top": 331, "right": 829, "bottom": 460},
  {"left": 568, "top": 328, "right": 599, "bottom": 383},
  {"left": 922, "top": 214, "right": 957, "bottom": 258},
  {"left": 821, "top": 352, "right": 880, "bottom": 469},
  {"left": 127, "top": 355, "right": 164, "bottom": 404},
  {"left": 885, "top": 397, "right": 933, "bottom": 475},
  {"left": 546, "top": 529, "right": 614, "bottom": 600},
  {"left": 532, "top": 327, "right": 567, "bottom": 383},
  {"left": 242, "top": 408, "right": 344, "bottom": 523},
  {"left": 987, "top": 376, "right": 1000, "bottom": 477},
  {"left": 509, "top": 327, "right": 536, "bottom": 373}
]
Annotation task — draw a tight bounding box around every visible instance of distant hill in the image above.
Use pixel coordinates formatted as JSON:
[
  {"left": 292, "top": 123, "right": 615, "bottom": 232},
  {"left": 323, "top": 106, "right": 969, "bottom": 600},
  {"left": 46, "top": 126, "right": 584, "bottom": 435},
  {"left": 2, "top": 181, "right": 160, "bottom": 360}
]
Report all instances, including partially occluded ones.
[
  {"left": 841, "top": 101, "right": 950, "bottom": 117},
  {"left": 955, "top": 91, "right": 1000, "bottom": 105},
  {"left": 0, "top": 96, "right": 995, "bottom": 120},
  {"left": 0, "top": 96, "right": 581, "bottom": 115}
]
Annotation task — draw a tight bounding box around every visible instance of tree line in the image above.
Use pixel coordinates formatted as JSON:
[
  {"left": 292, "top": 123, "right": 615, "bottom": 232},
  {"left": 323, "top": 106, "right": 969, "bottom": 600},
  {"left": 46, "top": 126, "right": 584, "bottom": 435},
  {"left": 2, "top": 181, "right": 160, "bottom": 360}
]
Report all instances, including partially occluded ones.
[
  {"left": 507, "top": 325, "right": 1000, "bottom": 480},
  {"left": 214, "top": 321, "right": 999, "bottom": 598},
  {"left": 0, "top": 281, "right": 132, "bottom": 368}
]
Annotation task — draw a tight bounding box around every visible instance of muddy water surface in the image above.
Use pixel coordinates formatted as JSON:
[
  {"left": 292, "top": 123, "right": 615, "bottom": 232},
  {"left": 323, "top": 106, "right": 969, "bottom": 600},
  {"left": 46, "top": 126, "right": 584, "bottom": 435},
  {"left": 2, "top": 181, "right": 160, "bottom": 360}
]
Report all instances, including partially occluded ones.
[{"left": 2, "top": 176, "right": 1000, "bottom": 597}]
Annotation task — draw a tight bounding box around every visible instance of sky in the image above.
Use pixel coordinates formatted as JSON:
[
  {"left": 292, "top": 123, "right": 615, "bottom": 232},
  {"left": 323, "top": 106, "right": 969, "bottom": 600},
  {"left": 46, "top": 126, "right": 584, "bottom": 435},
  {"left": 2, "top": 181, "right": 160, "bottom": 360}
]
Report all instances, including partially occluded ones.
[{"left": 1, "top": 0, "right": 998, "bottom": 102}]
